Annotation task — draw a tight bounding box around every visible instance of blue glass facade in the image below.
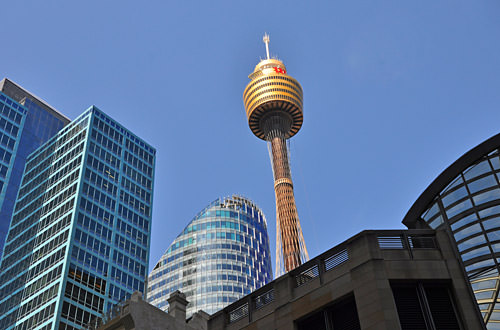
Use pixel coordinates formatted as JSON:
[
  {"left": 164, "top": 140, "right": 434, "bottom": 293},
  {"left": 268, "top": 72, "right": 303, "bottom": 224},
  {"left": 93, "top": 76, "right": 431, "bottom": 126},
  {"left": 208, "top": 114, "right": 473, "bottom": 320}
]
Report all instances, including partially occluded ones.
[
  {"left": 148, "top": 195, "right": 272, "bottom": 317},
  {"left": 0, "top": 79, "right": 69, "bottom": 256},
  {"left": 0, "top": 106, "right": 155, "bottom": 330}
]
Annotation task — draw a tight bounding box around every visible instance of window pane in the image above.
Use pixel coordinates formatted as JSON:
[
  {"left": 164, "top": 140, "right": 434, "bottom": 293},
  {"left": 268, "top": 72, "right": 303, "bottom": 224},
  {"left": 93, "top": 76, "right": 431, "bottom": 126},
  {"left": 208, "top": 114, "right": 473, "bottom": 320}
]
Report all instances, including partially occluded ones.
[
  {"left": 428, "top": 215, "right": 443, "bottom": 229},
  {"left": 462, "top": 246, "right": 491, "bottom": 261},
  {"left": 467, "top": 175, "right": 498, "bottom": 194},
  {"left": 479, "top": 205, "right": 500, "bottom": 218},
  {"left": 458, "top": 234, "right": 487, "bottom": 251},
  {"left": 475, "top": 290, "right": 494, "bottom": 300},
  {"left": 464, "top": 160, "right": 492, "bottom": 181},
  {"left": 466, "top": 259, "right": 495, "bottom": 272},
  {"left": 488, "top": 230, "right": 500, "bottom": 242},
  {"left": 471, "top": 279, "right": 497, "bottom": 291},
  {"left": 490, "top": 312, "right": 500, "bottom": 322},
  {"left": 454, "top": 223, "right": 482, "bottom": 241},
  {"left": 446, "top": 199, "right": 473, "bottom": 219},
  {"left": 423, "top": 202, "right": 440, "bottom": 221},
  {"left": 442, "top": 186, "right": 469, "bottom": 207},
  {"left": 483, "top": 217, "right": 500, "bottom": 230},
  {"left": 491, "top": 243, "right": 500, "bottom": 253},
  {"left": 443, "top": 176, "right": 464, "bottom": 194},
  {"left": 451, "top": 213, "right": 478, "bottom": 231},
  {"left": 473, "top": 189, "right": 500, "bottom": 205},
  {"left": 491, "top": 156, "right": 500, "bottom": 170}
]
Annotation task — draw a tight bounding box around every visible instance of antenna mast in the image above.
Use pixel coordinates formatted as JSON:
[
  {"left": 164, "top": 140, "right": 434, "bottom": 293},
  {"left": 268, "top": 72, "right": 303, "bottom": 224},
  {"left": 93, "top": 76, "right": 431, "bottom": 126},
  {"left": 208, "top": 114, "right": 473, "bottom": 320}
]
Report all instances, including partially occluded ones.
[{"left": 263, "top": 33, "right": 270, "bottom": 59}]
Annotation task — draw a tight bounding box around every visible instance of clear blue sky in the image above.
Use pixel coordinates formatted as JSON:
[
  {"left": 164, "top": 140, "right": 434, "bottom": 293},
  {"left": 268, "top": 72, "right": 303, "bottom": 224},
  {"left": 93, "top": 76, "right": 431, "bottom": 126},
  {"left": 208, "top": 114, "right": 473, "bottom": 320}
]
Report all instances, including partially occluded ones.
[{"left": 2, "top": 1, "right": 500, "bottom": 273}]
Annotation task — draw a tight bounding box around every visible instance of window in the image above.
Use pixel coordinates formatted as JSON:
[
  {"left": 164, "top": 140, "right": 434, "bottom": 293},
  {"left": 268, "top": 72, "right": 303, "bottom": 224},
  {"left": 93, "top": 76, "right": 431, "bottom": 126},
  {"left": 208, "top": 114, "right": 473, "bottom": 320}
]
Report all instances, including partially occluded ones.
[
  {"left": 391, "top": 282, "right": 461, "bottom": 330},
  {"left": 296, "top": 294, "right": 361, "bottom": 330}
]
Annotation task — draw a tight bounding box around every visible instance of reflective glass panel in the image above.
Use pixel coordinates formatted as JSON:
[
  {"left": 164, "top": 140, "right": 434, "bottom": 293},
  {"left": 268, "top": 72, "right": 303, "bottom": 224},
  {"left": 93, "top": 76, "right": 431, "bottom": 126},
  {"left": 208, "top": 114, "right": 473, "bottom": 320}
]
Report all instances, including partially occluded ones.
[
  {"left": 462, "top": 246, "right": 491, "bottom": 261},
  {"left": 464, "top": 160, "right": 492, "bottom": 181},
  {"left": 423, "top": 202, "right": 440, "bottom": 221},
  {"left": 488, "top": 230, "right": 500, "bottom": 242},
  {"left": 479, "top": 205, "right": 500, "bottom": 218},
  {"left": 474, "top": 189, "right": 500, "bottom": 206},
  {"left": 428, "top": 215, "right": 443, "bottom": 229},
  {"left": 451, "top": 213, "right": 478, "bottom": 231},
  {"left": 491, "top": 312, "right": 500, "bottom": 322},
  {"left": 490, "top": 321, "right": 500, "bottom": 330},
  {"left": 478, "top": 303, "right": 490, "bottom": 311},
  {"left": 467, "top": 175, "right": 498, "bottom": 194},
  {"left": 491, "top": 156, "right": 500, "bottom": 170},
  {"left": 458, "top": 234, "right": 487, "bottom": 252},
  {"left": 446, "top": 199, "right": 473, "bottom": 219},
  {"left": 483, "top": 217, "right": 500, "bottom": 230},
  {"left": 475, "top": 290, "right": 494, "bottom": 300},
  {"left": 471, "top": 279, "right": 497, "bottom": 291},
  {"left": 442, "top": 186, "right": 469, "bottom": 207},
  {"left": 454, "top": 223, "right": 482, "bottom": 241},
  {"left": 442, "top": 176, "right": 464, "bottom": 194},
  {"left": 490, "top": 243, "right": 500, "bottom": 253},
  {"left": 467, "top": 260, "right": 495, "bottom": 272},
  {"left": 470, "top": 267, "right": 498, "bottom": 280}
]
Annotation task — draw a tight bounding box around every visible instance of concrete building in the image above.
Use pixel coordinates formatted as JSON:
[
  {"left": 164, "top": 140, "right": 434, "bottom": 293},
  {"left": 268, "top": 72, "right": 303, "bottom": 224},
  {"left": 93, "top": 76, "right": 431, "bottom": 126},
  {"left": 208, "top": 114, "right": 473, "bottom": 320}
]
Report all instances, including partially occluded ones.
[
  {"left": 0, "top": 78, "right": 70, "bottom": 254},
  {"left": 88, "top": 228, "right": 484, "bottom": 330},
  {"left": 148, "top": 195, "right": 272, "bottom": 317},
  {"left": 0, "top": 106, "right": 155, "bottom": 329}
]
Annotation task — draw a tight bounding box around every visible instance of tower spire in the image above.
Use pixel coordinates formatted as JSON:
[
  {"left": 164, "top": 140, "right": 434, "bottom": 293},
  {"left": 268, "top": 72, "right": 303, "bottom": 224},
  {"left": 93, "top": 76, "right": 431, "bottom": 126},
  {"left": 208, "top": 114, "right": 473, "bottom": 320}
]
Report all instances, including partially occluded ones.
[
  {"left": 263, "top": 33, "right": 270, "bottom": 59},
  {"left": 244, "top": 36, "right": 308, "bottom": 276}
]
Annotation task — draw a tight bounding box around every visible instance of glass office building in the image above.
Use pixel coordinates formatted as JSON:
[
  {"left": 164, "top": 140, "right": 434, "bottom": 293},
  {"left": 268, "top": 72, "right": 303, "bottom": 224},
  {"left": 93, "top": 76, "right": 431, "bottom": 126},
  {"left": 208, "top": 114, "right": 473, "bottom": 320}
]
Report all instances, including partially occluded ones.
[
  {"left": 148, "top": 195, "right": 272, "bottom": 317},
  {"left": 0, "top": 106, "right": 155, "bottom": 330},
  {"left": 403, "top": 132, "right": 500, "bottom": 329},
  {"left": 0, "top": 78, "right": 70, "bottom": 255}
]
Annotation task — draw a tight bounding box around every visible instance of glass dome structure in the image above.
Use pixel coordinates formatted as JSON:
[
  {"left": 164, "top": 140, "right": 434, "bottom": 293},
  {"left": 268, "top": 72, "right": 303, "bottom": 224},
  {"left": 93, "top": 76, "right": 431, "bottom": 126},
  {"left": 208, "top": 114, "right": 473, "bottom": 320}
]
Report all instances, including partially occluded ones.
[
  {"left": 403, "top": 132, "right": 500, "bottom": 329},
  {"left": 147, "top": 195, "right": 272, "bottom": 317}
]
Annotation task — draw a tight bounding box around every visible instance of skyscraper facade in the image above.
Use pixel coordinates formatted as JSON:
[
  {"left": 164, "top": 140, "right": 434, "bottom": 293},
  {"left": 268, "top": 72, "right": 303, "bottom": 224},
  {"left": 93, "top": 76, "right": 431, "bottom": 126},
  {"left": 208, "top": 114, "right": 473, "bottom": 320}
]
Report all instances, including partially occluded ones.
[
  {"left": 243, "top": 35, "right": 308, "bottom": 275},
  {"left": 148, "top": 195, "right": 272, "bottom": 317},
  {"left": 0, "top": 106, "right": 155, "bottom": 330},
  {"left": 0, "top": 78, "right": 70, "bottom": 255},
  {"left": 403, "top": 132, "right": 500, "bottom": 329}
]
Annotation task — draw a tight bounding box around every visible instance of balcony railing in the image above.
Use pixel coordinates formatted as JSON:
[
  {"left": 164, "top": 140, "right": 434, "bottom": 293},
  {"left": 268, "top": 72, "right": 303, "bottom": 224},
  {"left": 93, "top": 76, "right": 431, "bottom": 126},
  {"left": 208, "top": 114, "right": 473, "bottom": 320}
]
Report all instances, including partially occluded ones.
[{"left": 225, "top": 230, "right": 437, "bottom": 325}]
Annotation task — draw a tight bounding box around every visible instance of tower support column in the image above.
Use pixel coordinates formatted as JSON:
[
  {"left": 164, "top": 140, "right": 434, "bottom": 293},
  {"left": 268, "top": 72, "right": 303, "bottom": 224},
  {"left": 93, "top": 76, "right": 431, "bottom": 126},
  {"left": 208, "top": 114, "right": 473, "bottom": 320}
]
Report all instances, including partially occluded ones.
[{"left": 264, "top": 115, "right": 302, "bottom": 272}]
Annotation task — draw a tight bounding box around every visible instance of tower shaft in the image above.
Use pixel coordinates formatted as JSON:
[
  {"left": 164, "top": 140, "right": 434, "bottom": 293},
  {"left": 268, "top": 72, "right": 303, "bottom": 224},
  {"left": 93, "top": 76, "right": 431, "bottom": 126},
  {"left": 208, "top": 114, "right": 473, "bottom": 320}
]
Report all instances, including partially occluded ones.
[{"left": 264, "top": 116, "right": 302, "bottom": 272}]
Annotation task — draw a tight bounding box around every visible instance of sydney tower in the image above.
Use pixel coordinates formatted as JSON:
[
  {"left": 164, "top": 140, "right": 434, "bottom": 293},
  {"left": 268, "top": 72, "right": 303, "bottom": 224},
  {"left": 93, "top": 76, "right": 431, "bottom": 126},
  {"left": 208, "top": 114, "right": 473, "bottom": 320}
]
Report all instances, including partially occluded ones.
[{"left": 243, "top": 34, "right": 308, "bottom": 274}]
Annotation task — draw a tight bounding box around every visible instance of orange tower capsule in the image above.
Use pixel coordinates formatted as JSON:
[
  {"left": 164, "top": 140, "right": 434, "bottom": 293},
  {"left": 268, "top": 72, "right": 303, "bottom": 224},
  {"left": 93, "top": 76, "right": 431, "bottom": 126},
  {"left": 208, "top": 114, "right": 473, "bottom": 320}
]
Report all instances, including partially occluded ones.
[{"left": 243, "top": 34, "right": 308, "bottom": 274}]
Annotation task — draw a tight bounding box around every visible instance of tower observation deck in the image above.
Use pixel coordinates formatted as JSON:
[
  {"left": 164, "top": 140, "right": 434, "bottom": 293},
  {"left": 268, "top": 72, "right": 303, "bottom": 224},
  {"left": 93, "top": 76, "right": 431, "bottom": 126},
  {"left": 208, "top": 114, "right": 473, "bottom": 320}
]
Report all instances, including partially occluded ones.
[{"left": 243, "top": 34, "right": 308, "bottom": 274}]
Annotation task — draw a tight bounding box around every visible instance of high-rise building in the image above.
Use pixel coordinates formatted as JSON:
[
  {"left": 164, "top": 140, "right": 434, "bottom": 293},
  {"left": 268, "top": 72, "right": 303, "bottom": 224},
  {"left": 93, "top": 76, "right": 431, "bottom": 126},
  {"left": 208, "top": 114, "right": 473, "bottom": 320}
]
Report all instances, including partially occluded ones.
[
  {"left": 403, "top": 132, "right": 500, "bottom": 329},
  {"left": 0, "top": 78, "right": 70, "bottom": 254},
  {"left": 243, "top": 35, "right": 308, "bottom": 275},
  {"left": 148, "top": 195, "right": 272, "bottom": 317},
  {"left": 0, "top": 106, "right": 155, "bottom": 330}
]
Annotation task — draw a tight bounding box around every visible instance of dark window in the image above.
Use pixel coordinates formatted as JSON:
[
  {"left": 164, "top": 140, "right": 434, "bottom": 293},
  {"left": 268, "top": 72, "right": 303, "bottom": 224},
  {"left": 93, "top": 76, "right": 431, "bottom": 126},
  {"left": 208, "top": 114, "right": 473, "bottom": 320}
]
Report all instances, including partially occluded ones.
[
  {"left": 391, "top": 282, "right": 461, "bottom": 330},
  {"left": 297, "top": 294, "right": 361, "bottom": 330},
  {"left": 330, "top": 297, "right": 362, "bottom": 330}
]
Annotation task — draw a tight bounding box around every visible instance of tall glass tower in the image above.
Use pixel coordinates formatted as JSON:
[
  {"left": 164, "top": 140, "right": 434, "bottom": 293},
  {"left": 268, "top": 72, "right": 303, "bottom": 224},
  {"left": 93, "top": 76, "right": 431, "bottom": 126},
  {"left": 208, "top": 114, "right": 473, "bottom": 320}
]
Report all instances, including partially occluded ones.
[
  {"left": 148, "top": 195, "right": 272, "bottom": 317},
  {"left": 0, "top": 78, "right": 70, "bottom": 255},
  {"left": 0, "top": 106, "right": 155, "bottom": 330}
]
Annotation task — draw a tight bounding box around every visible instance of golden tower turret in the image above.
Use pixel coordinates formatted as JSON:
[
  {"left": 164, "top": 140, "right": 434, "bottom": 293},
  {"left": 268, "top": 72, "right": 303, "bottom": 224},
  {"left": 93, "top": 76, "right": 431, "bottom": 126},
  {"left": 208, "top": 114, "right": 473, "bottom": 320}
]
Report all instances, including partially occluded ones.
[{"left": 243, "top": 34, "right": 308, "bottom": 275}]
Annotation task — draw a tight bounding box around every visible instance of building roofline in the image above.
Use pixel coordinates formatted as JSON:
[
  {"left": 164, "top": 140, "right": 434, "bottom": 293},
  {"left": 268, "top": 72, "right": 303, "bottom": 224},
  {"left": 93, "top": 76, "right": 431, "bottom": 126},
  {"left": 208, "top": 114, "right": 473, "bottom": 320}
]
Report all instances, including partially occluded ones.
[
  {"left": 0, "top": 78, "right": 71, "bottom": 123},
  {"left": 402, "top": 132, "right": 500, "bottom": 227}
]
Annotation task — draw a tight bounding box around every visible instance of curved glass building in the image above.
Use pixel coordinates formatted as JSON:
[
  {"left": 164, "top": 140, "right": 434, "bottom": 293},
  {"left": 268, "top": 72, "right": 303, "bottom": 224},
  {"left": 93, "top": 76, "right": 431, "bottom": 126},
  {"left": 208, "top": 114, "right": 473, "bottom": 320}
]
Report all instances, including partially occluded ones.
[
  {"left": 147, "top": 195, "right": 272, "bottom": 316},
  {"left": 403, "top": 132, "right": 500, "bottom": 329}
]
